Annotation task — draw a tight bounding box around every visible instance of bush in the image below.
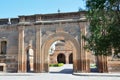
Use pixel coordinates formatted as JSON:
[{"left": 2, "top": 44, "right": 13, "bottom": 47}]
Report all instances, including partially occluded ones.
[
  {"left": 49, "top": 63, "right": 64, "bottom": 67},
  {"left": 57, "top": 63, "right": 64, "bottom": 67},
  {"left": 54, "top": 64, "right": 58, "bottom": 67},
  {"left": 49, "top": 64, "right": 54, "bottom": 67}
]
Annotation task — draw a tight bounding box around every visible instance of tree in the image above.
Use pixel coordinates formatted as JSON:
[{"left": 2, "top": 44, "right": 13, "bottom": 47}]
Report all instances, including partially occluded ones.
[
  {"left": 84, "top": 0, "right": 120, "bottom": 56},
  {"left": 78, "top": 7, "right": 83, "bottom": 11}
]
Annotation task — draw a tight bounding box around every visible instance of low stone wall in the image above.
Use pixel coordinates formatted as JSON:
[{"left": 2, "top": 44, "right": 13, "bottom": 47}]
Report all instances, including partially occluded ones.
[
  {"left": 108, "top": 61, "right": 120, "bottom": 73},
  {"left": 0, "top": 56, "right": 18, "bottom": 72}
]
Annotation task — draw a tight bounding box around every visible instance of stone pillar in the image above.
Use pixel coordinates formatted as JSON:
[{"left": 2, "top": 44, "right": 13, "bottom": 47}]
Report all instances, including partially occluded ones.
[
  {"left": 97, "top": 55, "right": 108, "bottom": 73},
  {"left": 103, "top": 55, "right": 108, "bottom": 72},
  {"left": 35, "top": 25, "right": 42, "bottom": 73},
  {"left": 79, "top": 22, "right": 89, "bottom": 72},
  {"left": 18, "top": 26, "right": 26, "bottom": 72},
  {"left": 65, "top": 53, "right": 69, "bottom": 64}
]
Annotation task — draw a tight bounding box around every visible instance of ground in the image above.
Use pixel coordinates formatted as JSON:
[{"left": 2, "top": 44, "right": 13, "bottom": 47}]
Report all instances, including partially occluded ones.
[
  {"left": 0, "top": 64, "right": 120, "bottom": 80},
  {"left": 1, "top": 73, "right": 120, "bottom": 80}
]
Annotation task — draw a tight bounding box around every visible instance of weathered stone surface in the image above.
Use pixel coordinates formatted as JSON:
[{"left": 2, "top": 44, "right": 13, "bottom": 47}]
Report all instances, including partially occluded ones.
[{"left": 0, "top": 11, "right": 118, "bottom": 73}]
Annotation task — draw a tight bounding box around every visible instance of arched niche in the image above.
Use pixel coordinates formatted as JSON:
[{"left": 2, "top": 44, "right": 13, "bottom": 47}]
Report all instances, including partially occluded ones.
[{"left": 25, "top": 46, "right": 35, "bottom": 72}]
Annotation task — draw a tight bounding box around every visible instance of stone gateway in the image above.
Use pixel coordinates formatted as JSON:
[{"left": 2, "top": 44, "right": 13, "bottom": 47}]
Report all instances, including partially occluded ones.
[{"left": 0, "top": 11, "right": 119, "bottom": 73}]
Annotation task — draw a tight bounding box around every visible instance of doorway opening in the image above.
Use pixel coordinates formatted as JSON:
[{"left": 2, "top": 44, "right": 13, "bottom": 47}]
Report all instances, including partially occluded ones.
[
  {"left": 49, "top": 40, "right": 73, "bottom": 73},
  {"left": 57, "top": 53, "right": 66, "bottom": 64}
]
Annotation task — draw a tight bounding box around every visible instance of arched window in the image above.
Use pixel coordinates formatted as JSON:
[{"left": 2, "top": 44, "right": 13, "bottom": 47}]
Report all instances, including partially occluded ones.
[{"left": 1, "top": 41, "right": 7, "bottom": 54}]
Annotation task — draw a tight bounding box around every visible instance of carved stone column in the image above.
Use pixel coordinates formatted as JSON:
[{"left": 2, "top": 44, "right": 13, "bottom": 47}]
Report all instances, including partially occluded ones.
[
  {"left": 65, "top": 53, "right": 69, "bottom": 64},
  {"left": 35, "top": 25, "right": 42, "bottom": 72},
  {"left": 97, "top": 55, "right": 108, "bottom": 73},
  {"left": 18, "top": 26, "right": 26, "bottom": 72},
  {"left": 79, "top": 22, "right": 89, "bottom": 72}
]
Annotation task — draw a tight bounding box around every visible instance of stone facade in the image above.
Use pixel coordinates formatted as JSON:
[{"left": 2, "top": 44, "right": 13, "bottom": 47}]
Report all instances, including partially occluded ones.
[{"left": 0, "top": 11, "right": 119, "bottom": 73}]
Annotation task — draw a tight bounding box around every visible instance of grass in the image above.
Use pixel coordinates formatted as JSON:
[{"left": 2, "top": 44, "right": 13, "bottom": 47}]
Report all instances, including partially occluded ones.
[{"left": 49, "top": 63, "right": 64, "bottom": 67}]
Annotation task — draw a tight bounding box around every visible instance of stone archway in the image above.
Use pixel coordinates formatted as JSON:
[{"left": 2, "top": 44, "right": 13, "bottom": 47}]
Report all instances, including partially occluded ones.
[
  {"left": 41, "top": 32, "right": 81, "bottom": 73},
  {"left": 57, "top": 53, "right": 66, "bottom": 64}
]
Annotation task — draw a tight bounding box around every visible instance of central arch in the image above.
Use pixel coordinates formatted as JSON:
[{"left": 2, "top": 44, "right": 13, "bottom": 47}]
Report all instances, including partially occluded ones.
[{"left": 41, "top": 32, "right": 81, "bottom": 73}]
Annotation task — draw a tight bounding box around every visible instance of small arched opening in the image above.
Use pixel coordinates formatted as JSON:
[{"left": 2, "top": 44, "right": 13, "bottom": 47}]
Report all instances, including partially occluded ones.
[{"left": 57, "top": 53, "right": 66, "bottom": 64}]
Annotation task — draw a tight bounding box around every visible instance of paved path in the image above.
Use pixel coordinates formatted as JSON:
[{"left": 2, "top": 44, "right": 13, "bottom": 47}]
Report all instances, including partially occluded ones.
[
  {"left": 49, "top": 64, "right": 73, "bottom": 74},
  {"left": 0, "top": 73, "right": 120, "bottom": 80},
  {"left": 0, "top": 64, "right": 120, "bottom": 80}
]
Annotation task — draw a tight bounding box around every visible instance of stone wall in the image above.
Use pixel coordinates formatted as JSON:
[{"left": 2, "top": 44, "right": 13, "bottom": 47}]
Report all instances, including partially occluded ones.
[
  {"left": 0, "top": 29, "right": 18, "bottom": 72},
  {"left": 107, "top": 56, "right": 120, "bottom": 72},
  {"left": 0, "top": 11, "right": 107, "bottom": 73}
]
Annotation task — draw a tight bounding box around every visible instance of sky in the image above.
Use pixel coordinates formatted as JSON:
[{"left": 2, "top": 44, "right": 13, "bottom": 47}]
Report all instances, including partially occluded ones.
[{"left": 0, "top": 0, "right": 86, "bottom": 18}]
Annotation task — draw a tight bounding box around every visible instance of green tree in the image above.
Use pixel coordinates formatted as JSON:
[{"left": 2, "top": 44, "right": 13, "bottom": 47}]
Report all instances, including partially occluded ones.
[{"left": 85, "top": 0, "right": 120, "bottom": 56}]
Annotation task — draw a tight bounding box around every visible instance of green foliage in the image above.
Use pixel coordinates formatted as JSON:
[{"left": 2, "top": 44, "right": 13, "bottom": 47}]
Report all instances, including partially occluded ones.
[
  {"left": 57, "top": 63, "right": 64, "bottom": 67},
  {"left": 85, "top": 0, "right": 120, "bottom": 56},
  {"left": 49, "top": 64, "right": 57, "bottom": 67},
  {"left": 49, "top": 63, "right": 64, "bottom": 67}
]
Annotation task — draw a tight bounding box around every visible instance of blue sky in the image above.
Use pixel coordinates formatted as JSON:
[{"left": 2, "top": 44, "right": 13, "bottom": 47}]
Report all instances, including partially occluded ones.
[{"left": 0, "top": 0, "right": 86, "bottom": 18}]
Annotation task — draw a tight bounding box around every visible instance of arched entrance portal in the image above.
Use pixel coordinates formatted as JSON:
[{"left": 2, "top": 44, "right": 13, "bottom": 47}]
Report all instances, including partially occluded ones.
[
  {"left": 69, "top": 53, "right": 73, "bottom": 64},
  {"left": 57, "top": 53, "right": 66, "bottom": 64},
  {"left": 26, "top": 46, "right": 34, "bottom": 72},
  {"left": 42, "top": 32, "right": 81, "bottom": 73}
]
